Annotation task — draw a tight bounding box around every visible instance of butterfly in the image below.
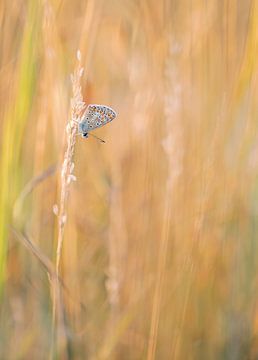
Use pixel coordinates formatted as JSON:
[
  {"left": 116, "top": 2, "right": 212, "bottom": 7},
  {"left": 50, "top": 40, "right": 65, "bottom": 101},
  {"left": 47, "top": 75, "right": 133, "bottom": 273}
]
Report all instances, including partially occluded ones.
[{"left": 78, "top": 104, "right": 117, "bottom": 142}]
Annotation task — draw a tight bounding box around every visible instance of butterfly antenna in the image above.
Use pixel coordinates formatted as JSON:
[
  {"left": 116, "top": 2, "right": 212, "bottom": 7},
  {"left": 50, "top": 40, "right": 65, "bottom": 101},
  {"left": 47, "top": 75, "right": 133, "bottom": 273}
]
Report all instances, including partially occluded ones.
[{"left": 88, "top": 133, "right": 106, "bottom": 143}]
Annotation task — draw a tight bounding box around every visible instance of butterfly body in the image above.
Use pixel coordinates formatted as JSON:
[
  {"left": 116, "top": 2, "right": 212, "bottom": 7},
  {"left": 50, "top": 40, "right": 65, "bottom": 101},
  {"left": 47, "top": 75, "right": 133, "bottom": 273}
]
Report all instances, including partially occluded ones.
[{"left": 78, "top": 104, "right": 116, "bottom": 138}]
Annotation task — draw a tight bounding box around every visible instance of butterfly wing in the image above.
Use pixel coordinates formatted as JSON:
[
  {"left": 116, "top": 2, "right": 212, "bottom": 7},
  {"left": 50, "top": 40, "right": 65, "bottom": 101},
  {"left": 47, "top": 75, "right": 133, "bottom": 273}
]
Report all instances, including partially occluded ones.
[{"left": 80, "top": 104, "right": 117, "bottom": 132}]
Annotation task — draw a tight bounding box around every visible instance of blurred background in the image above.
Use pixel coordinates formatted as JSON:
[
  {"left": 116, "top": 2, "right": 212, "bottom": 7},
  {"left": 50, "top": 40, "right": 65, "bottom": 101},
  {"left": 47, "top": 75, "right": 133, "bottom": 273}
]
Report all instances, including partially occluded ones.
[{"left": 1, "top": 0, "right": 258, "bottom": 359}]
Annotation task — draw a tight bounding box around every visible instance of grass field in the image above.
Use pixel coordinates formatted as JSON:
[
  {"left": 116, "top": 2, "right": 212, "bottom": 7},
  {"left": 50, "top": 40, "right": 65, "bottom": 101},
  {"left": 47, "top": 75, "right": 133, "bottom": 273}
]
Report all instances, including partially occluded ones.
[{"left": 1, "top": 0, "right": 258, "bottom": 359}]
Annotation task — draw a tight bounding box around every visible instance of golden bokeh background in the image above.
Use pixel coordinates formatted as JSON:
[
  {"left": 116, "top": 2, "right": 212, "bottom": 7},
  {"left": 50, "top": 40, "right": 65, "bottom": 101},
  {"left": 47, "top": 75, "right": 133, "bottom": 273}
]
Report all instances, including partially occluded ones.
[{"left": 1, "top": 0, "right": 258, "bottom": 359}]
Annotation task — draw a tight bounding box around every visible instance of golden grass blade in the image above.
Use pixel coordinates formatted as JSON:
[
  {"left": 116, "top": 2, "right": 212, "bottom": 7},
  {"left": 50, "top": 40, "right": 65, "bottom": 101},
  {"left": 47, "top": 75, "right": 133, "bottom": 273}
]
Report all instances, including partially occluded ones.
[{"left": 0, "top": 0, "right": 40, "bottom": 295}]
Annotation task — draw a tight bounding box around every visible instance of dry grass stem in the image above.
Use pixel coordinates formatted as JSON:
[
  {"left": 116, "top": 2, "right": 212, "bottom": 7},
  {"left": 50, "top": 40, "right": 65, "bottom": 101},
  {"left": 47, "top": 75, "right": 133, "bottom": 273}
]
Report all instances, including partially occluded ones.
[{"left": 52, "top": 50, "right": 85, "bottom": 358}]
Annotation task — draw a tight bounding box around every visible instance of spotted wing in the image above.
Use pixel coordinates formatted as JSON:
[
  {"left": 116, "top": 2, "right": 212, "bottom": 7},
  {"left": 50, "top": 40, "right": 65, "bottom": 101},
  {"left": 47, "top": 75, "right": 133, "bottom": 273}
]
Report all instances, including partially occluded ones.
[{"left": 81, "top": 104, "right": 117, "bottom": 131}]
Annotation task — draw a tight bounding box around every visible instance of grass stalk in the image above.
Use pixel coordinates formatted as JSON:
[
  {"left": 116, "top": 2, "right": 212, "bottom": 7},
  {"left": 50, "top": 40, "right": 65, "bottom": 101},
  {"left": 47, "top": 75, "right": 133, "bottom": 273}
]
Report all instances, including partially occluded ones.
[{"left": 51, "top": 50, "right": 85, "bottom": 359}]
